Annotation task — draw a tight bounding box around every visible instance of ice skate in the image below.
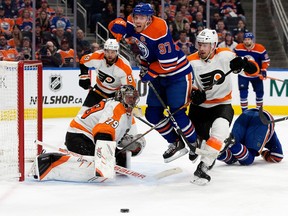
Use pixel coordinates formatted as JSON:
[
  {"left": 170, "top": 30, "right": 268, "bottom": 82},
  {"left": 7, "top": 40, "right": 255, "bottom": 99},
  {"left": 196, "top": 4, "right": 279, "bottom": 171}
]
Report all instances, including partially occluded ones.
[
  {"left": 218, "top": 133, "right": 236, "bottom": 159},
  {"left": 190, "top": 161, "right": 211, "bottom": 185},
  {"left": 188, "top": 138, "right": 202, "bottom": 163},
  {"left": 163, "top": 140, "right": 188, "bottom": 163}
]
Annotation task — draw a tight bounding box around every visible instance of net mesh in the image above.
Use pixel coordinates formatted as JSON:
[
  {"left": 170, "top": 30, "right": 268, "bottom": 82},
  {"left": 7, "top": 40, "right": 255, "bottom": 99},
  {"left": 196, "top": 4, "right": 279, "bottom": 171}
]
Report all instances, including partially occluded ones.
[{"left": 0, "top": 61, "right": 41, "bottom": 181}]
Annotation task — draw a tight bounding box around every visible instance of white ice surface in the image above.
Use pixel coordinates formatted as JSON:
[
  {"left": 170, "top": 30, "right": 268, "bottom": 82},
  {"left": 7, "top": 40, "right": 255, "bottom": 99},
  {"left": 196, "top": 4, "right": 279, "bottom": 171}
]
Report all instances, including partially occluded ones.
[{"left": 1, "top": 116, "right": 288, "bottom": 216}]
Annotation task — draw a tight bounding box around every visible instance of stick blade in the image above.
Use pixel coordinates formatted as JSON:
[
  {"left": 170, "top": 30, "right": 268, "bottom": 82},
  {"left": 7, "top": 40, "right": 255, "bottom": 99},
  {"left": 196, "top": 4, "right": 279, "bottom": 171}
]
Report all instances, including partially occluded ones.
[
  {"left": 153, "top": 167, "right": 183, "bottom": 180},
  {"left": 258, "top": 107, "right": 270, "bottom": 125}
]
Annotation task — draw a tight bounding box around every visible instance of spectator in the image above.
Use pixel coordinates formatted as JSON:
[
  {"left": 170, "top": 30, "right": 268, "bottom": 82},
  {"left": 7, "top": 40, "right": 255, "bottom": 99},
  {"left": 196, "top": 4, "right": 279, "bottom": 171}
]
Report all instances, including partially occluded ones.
[
  {"left": 123, "top": 3, "right": 133, "bottom": 18},
  {"left": 179, "top": 3, "right": 193, "bottom": 23},
  {"left": 35, "top": 23, "right": 46, "bottom": 51},
  {"left": 220, "top": 0, "right": 237, "bottom": 20},
  {"left": 2, "top": 0, "right": 18, "bottom": 19},
  {"left": 89, "top": 0, "right": 105, "bottom": 33},
  {"left": 216, "top": 19, "right": 227, "bottom": 44},
  {"left": 217, "top": 31, "right": 238, "bottom": 50},
  {"left": 0, "top": 5, "right": 14, "bottom": 38},
  {"left": 20, "top": 47, "right": 32, "bottom": 60},
  {"left": 173, "top": 11, "right": 189, "bottom": 32},
  {"left": 16, "top": 8, "right": 33, "bottom": 33},
  {"left": 232, "top": 18, "right": 248, "bottom": 36},
  {"left": 168, "top": 22, "right": 179, "bottom": 41},
  {"left": 51, "top": 27, "right": 72, "bottom": 49},
  {"left": 181, "top": 44, "right": 191, "bottom": 56},
  {"left": 36, "top": 0, "right": 55, "bottom": 20},
  {"left": 7, "top": 24, "right": 22, "bottom": 52},
  {"left": 37, "top": 40, "right": 62, "bottom": 67},
  {"left": 183, "top": 22, "right": 196, "bottom": 44},
  {"left": 0, "top": 34, "right": 20, "bottom": 61},
  {"left": 210, "top": 12, "right": 221, "bottom": 30},
  {"left": 91, "top": 42, "right": 101, "bottom": 52},
  {"left": 101, "top": 2, "right": 117, "bottom": 28},
  {"left": 18, "top": 0, "right": 33, "bottom": 17},
  {"left": 233, "top": 0, "right": 246, "bottom": 22},
  {"left": 190, "top": 12, "right": 207, "bottom": 33},
  {"left": 175, "top": 30, "right": 196, "bottom": 54},
  {"left": 76, "top": 28, "right": 91, "bottom": 59},
  {"left": 51, "top": 6, "right": 72, "bottom": 34},
  {"left": 36, "top": 10, "right": 51, "bottom": 33},
  {"left": 57, "top": 38, "right": 78, "bottom": 67}
]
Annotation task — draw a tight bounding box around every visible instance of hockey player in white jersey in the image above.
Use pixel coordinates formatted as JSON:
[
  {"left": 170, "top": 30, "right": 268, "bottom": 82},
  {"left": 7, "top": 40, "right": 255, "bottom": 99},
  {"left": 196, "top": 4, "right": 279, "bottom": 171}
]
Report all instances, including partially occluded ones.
[
  {"left": 78, "top": 38, "right": 136, "bottom": 114},
  {"left": 30, "top": 85, "right": 146, "bottom": 182},
  {"left": 187, "top": 29, "right": 259, "bottom": 185}
]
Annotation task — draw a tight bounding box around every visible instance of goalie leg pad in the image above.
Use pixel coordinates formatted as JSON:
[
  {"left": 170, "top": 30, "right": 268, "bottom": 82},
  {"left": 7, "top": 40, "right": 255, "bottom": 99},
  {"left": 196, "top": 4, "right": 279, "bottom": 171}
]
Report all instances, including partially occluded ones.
[{"left": 31, "top": 152, "right": 105, "bottom": 182}]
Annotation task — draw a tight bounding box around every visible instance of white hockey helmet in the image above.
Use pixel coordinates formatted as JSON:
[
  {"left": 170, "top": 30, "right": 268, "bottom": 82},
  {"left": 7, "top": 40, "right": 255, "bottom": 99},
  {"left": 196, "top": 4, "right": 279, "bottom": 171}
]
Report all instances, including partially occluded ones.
[
  {"left": 104, "top": 39, "right": 119, "bottom": 51},
  {"left": 196, "top": 29, "right": 218, "bottom": 46}
]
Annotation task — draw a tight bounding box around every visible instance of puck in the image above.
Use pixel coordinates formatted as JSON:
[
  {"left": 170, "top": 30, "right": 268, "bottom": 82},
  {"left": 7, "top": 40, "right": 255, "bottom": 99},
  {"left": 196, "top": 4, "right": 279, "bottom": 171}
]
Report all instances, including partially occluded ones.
[{"left": 120, "top": 208, "right": 129, "bottom": 213}]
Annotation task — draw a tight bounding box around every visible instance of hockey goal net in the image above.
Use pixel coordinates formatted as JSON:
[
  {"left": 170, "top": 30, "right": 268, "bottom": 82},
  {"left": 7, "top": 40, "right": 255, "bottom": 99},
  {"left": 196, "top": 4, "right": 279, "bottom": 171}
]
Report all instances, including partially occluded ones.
[{"left": 0, "top": 61, "right": 43, "bottom": 181}]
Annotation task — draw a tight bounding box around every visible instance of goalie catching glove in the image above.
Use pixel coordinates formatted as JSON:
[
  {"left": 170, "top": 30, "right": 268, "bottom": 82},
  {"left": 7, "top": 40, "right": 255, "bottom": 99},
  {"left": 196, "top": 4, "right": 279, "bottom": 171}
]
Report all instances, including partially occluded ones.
[{"left": 118, "top": 134, "right": 146, "bottom": 156}]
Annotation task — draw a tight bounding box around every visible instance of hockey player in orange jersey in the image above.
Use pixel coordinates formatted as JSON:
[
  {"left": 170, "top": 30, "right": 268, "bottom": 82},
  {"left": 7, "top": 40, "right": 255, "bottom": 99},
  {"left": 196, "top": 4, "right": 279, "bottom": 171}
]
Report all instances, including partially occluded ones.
[
  {"left": 234, "top": 32, "right": 270, "bottom": 112},
  {"left": 78, "top": 38, "right": 136, "bottom": 114},
  {"left": 109, "top": 2, "right": 198, "bottom": 163},
  {"left": 30, "top": 85, "right": 146, "bottom": 182},
  {"left": 187, "top": 29, "right": 259, "bottom": 185}
]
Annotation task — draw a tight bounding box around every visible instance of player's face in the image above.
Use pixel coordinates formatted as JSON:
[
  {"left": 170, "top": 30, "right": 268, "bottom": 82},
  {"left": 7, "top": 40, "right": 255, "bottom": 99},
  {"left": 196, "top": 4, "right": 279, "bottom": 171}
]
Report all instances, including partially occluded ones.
[
  {"left": 132, "top": 14, "right": 150, "bottom": 32},
  {"left": 243, "top": 38, "right": 253, "bottom": 48},
  {"left": 104, "top": 49, "right": 117, "bottom": 65},
  {"left": 197, "top": 42, "right": 212, "bottom": 59}
]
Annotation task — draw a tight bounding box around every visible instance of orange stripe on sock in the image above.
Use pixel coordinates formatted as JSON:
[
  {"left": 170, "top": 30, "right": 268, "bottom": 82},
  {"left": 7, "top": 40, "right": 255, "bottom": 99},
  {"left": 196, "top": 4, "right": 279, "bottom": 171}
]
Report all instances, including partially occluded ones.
[{"left": 206, "top": 137, "right": 222, "bottom": 151}]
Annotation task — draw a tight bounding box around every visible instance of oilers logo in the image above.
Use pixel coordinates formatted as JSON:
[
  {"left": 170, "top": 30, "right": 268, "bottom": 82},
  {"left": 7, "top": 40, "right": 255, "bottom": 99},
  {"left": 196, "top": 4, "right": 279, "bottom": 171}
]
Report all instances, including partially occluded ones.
[
  {"left": 135, "top": 38, "right": 149, "bottom": 59},
  {"left": 49, "top": 74, "right": 62, "bottom": 92},
  {"left": 245, "top": 55, "right": 255, "bottom": 61}
]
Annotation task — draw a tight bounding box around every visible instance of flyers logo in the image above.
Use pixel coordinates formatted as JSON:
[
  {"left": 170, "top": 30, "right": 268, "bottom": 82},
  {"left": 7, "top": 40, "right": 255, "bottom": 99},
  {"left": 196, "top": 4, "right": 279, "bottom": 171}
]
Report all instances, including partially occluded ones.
[
  {"left": 98, "top": 70, "right": 115, "bottom": 83},
  {"left": 200, "top": 70, "right": 225, "bottom": 90}
]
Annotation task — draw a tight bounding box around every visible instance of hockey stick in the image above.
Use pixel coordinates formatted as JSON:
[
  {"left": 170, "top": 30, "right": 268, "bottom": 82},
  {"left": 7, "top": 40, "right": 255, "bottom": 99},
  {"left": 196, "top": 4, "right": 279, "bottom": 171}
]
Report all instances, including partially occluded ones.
[
  {"left": 35, "top": 140, "right": 182, "bottom": 181},
  {"left": 147, "top": 81, "right": 194, "bottom": 153},
  {"left": 258, "top": 75, "right": 286, "bottom": 83},
  {"left": 259, "top": 107, "right": 288, "bottom": 125}
]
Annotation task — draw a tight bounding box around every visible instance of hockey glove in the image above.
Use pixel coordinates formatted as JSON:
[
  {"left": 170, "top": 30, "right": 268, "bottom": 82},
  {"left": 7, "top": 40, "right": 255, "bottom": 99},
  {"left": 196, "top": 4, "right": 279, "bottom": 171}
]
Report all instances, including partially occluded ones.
[
  {"left": 230, "top": 56, "right": 248, "bottom": 73},
  {"left": 139, "top": 69, "right": 154, "bottom": 83},
  {"left": 190, "top": 89, "right": 206, "bottom": 105},
  {"left": 118, "top": 134, "right": 146, "bottom": 157},
  {"left": 261, "top": 150, "right": 282, "bottom": 163},
  {"left": 79, "top": 74, "right": 91, "bottom": 90},
  {"left": 259, "top": 69, "right": 267, "bottom": 80},
  {"left": 108, "top": 18, "right": 127, "bottom": 42}
]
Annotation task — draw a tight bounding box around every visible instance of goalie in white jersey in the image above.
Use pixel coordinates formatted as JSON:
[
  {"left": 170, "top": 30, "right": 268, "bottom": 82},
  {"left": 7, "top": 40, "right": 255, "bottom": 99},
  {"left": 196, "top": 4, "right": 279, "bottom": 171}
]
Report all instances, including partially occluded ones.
[
  {"left": 30, "top": 85, "right": 146, "bottom": 182},
  {"left": 187, "top": 29, "right": 259, "bottom": 185}
]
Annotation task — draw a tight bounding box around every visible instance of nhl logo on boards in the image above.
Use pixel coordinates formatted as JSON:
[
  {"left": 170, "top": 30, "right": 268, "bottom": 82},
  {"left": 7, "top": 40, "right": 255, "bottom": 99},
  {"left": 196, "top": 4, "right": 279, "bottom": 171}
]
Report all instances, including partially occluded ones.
[{"left": 49, "top": 74, "right": 62, "bottom": 92}]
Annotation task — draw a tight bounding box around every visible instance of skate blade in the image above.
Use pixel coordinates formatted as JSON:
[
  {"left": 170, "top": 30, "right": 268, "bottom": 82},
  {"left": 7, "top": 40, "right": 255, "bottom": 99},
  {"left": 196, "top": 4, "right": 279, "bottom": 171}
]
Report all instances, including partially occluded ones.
[
  {"left": 164, "top": 148, "right": 188, "bottom": 163},
  {"left": 190, "top": 176, "right": 210, "bottom": 186}
]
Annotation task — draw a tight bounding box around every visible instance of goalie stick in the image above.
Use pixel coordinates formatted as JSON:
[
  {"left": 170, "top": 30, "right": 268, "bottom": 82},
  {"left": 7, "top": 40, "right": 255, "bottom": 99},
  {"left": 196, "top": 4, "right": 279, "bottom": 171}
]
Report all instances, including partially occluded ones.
[
  {"left": 259, "top": 106, "right": 288, "bottom": 125},
  {"left": 35, "top": 140, "right": 182, "bottom": 181}
]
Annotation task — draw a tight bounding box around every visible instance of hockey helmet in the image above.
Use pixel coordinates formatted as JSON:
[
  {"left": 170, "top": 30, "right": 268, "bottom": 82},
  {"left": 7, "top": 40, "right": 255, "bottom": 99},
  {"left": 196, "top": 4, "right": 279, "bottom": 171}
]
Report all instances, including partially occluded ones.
[
  {"left": 104, "top": 39, "right": 119, "bottom": 51},
  {"left": 133, "top": 3, "right": 154, "bottom": 16},
  {"left": 196, "top": 29, "right": 218, "bottom": 45},
  {"left": 115, "top": 85, "right": 140, "bottom": 110},
  {"left": 244, "top": 32, "right": 254, "bottom": 39}
]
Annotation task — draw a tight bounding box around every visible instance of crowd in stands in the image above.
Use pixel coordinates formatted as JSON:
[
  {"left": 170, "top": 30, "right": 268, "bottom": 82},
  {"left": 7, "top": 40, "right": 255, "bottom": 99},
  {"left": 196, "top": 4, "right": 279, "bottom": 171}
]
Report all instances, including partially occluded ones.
[{"left": 0, "top": 0, "right": 248, "bottom": 67}]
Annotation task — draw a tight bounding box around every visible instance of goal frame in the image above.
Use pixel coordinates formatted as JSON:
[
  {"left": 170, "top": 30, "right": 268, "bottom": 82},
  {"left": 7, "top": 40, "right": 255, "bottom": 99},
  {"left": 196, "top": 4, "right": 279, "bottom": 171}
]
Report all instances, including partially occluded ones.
[{"left": 18, "top": 61, "right": 43, "bottom": 181}]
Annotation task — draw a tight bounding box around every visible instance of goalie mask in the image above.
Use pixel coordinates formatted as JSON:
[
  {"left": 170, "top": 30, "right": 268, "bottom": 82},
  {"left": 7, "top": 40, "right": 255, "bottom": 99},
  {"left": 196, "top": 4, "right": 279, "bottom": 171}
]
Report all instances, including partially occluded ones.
[{"left": 115, "top": 85, "right": 140, "bottom": 112}]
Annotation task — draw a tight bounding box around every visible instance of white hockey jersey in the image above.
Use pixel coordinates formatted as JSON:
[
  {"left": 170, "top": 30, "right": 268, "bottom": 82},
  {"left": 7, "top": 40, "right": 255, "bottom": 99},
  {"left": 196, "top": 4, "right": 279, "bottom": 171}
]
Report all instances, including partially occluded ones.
[
  {"left": 80, "top": 50, "right": 136, "bottom": 94},
  {"left": 67, "top": 99, "right": 137, "bottom": 144},
  {"left": 187, "top": 47, "right": 236, "bottom": 108}
]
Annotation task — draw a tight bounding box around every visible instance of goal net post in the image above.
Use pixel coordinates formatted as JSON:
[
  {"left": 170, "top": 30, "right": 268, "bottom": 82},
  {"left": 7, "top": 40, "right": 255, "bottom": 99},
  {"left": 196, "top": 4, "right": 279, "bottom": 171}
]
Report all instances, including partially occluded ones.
[{"left": 0, "top": 61, "right": 43, "bottom": 181}]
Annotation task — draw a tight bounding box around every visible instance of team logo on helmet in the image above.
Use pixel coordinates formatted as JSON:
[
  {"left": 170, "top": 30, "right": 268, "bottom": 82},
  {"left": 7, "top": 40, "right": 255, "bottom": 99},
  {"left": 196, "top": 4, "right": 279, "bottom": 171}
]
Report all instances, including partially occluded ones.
[{"left": 49, "top": 74, "right": 62, "bottom": 92}]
